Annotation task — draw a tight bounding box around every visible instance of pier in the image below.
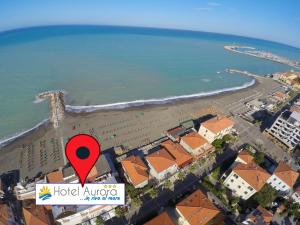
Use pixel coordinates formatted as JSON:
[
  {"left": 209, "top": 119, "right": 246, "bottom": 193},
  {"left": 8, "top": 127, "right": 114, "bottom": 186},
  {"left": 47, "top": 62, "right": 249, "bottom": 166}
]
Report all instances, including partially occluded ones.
[
  {"left": 225, "top": 45, "right": 300, "bottom": 70},
  {"left": 37, "top": 91, "right": 65, "bottom": 128}
]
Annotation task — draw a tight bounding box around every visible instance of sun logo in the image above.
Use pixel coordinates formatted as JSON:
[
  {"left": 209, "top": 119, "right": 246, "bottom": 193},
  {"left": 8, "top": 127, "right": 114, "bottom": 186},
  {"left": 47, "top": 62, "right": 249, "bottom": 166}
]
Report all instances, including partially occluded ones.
[{"left": 39, "top": 186, "right": 52, "bottom": 201}]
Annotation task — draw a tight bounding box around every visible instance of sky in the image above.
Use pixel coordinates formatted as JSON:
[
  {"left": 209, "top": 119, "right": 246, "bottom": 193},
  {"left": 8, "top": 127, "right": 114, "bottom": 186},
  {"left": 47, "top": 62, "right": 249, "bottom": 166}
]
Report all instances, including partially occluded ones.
[{"left": 1, "top": 0, "right": 300, "bottom": 48}]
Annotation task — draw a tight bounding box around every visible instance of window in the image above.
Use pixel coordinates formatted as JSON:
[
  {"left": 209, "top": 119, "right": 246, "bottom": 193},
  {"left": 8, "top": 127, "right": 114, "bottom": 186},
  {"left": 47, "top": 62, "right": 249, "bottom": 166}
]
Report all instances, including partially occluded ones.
[
  {"left": 244, "top": 191, "right": 248, "bottom": 195},
  {"left": 248, "top": 186, "right": 253, "bottom": 191},
  {"left": 233, "top": 174, "right": 239, "bottom": 179},
  {"left": 282, "top": 185, "right": 286, "bottom": 188},
  {"left": 273, "top": 177, "right": 277, "bottom": 181},
  {"left": 238, "top": 185, "right": 241, "bottom": 189},
  {"left": 230, "top": 179, "right": 234, "bottom": 183}
]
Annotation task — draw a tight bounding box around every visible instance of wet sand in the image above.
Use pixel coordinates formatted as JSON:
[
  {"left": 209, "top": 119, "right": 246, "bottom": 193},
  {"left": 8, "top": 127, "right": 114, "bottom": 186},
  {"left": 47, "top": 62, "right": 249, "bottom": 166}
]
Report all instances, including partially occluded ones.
[{"left": 0, "top": 77, "right": 281, "bottom": 180}]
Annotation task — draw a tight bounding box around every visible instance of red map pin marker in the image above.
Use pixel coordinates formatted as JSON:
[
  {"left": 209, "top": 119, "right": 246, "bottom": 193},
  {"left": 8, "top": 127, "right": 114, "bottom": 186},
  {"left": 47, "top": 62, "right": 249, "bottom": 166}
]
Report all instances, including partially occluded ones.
[{"left": 65, "top": 134, "right": 101, "bottom": 187}]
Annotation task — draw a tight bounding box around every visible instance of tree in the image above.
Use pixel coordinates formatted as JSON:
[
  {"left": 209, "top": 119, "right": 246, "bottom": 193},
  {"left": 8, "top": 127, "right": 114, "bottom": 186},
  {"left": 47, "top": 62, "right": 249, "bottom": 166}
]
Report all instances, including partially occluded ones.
[
  {"left": 132, "top": 197, "right": 142, "bottom": 207},
  {"left": 252, "top": 184, "right": 278, "bottom": 208},
  {"left": 178, "top": 171, "right": 185, "bottom": 181},
  {"left": 115, "top": 206, "right": 126, "bottom": 217},
  {"left": 222, "top": 134, "right": 232, "bottom": 142},
  {"left": 189, "top": 164, "right": 196, "bottom": 172},
  {"left": 126, "top": 184, "right": 140, "bottom": 198},
  {"left": 212, "top": 139, "right": 224, "bottom": 150},
  {"left": 164, "top": 179, "right": 172, "bottom": 189},
  {"left": 198, "top": 158, "right": 206, "bottom": 166},
  {"left": 254, "top": 151, "right": 265, "bottom": 165},
  {"left": 149, "top": 188, "right": 158, "bottom": 199},
  {"left": 211, "top": 166, "right": 221, "bottom": 180},
  {"left": 96, "top": 216, "right": 105, "bottom": 225}
]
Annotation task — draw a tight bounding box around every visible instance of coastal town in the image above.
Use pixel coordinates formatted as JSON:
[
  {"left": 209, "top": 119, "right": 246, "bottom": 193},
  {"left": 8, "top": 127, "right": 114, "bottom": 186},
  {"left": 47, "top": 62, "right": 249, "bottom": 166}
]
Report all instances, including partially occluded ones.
[{"left": 0, "top": 68, "right": 300, "bottom": 225}]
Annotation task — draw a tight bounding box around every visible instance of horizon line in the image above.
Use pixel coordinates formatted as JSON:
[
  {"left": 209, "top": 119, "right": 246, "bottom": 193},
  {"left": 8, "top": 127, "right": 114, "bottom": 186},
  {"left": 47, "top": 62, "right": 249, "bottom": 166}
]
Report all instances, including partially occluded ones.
[{"left": 0, "top": 23, "right": 300, "bottom": 50}]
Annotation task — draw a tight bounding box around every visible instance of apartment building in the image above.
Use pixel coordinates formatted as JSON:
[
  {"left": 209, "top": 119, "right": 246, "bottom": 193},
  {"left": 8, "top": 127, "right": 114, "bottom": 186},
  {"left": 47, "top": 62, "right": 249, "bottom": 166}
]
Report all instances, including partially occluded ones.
[
  {"left": 267, "top": 161, "right": 299, "bottom": 195},
  {"left": 121, "top": 155, "right": 149, "bottom": 188},
  {"left": 180, "top": 131, "right": 214, "bottom": 158},
  {"left": 223, "top": 162, "right": 270, "bottom": 200},
  {"left": 146, "top": 148, "right": 178, "bottom": 180},
  {"left": 269, "top": 110, "right": 300, "bottom": 149},
  {"left": 176, "top": 189, "right": 224, "bottom": 225},
  {"left": 198, "top": 115, "right": 235, "bottom": 143}
]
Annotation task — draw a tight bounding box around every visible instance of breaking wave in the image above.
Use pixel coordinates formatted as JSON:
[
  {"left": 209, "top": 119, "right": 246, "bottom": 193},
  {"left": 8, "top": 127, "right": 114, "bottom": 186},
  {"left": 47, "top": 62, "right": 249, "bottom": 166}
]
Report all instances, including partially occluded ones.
[{"left": 66, "top": 79, "right": 256, "bottom": 113}]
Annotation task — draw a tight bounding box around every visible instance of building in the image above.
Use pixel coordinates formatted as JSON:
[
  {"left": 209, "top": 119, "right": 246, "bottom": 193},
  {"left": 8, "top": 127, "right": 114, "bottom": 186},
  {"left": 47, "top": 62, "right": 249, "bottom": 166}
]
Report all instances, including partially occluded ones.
[
  {"left": 121, "top": 155, "right": 149, "bottom": 188},
  {"left": 161, "top": 140, "right": 193, "bottom": 168},
  {"left": 236, "top": 150, "right": 254, "bottom": 165},
  {"left": 291, "top": 187, "right": 300, "bottom": 204},
  {"left": 23, "top": 203, "right": 53, "bottom": 225},
  {"left": 223, "top": 162, "right": 270, "bottom": 200},
  {"left": 0, "top": 203, "right": 15, "bottom": 225},
  {"left": 273, "top": 91, "right": 287, "bottom": 102},
  {"left": 267, "top": 161, "right": 299, "bottom": 194},
  {"left": 46, "top": 170, "right": 64, "bottom": 183},
  {"left": 198, "top": 115, "right": 235, "bottom": 143},
  {"left": 54, "top": 176, "right": 119, "bottom": 224},
  {"left": 144, "top": 211, "right": 175, "bottom": 225},
  {"left": 268, "top": 110, "right": 300, "bottom": 150},
  {"left": 274, "top": 70, "right": 300, "bottom": 89},
  {"left": 166, "top": 126, "right": 187, "bottom": 142},
  {"left": 176, "top": 189, "right": 224, "bottom": 225},
  {"left": 180, "top": 131, "right": 214, "bottom": 158},
  {"left": 63, "top": 153, "right": 117, "bottom": 183},
  {"left": 146, "top": 148, "right": 178, "bottom": 180},
  {"left": 242, "top": 206, "right": 273, "bottom": 225}
]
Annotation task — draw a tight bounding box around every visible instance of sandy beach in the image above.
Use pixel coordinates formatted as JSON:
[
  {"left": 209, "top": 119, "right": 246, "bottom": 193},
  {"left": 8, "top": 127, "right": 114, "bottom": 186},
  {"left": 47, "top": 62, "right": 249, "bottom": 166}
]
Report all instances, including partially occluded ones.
[{"left": 0, "top": 76, "right": 281, "bottom": 180}]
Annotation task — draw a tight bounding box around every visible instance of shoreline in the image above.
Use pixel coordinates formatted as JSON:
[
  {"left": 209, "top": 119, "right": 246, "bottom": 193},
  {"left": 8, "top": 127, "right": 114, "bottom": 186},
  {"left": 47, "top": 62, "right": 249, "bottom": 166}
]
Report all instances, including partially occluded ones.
[{"left": 0, "top": 78, "right": 256, "bottom": 148}]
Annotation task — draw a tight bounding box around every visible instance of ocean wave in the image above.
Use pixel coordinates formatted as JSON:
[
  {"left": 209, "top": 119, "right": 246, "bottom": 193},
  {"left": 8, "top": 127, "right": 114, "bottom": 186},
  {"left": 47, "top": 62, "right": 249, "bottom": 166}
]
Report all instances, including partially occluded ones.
[
  {"left": 0, "top": 118, "right": 50, "bottom": 148},
  {"left": 66, "top": 79, "right": 256, "bottom": 113}
]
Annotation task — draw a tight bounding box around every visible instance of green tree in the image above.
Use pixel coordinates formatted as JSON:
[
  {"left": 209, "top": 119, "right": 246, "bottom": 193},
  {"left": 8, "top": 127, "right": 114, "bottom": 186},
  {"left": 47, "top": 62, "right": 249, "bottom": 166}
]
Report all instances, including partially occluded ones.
[
  {"left": 252, "top": 184, "right": 278, "bottom": 208},
  {"left": 178, "top": 171, "right": 185, "bottom": 181},
  {"left": 96, "top": 216, "right": 105, "bottom": 225},
  {"left": 149, "top": 188, "right": 158, "bottom": 199},
  {"left": 212, "top": 139, "right": 224, "bottom": 150},
  {"left": 211, "top": 166, "right": 221, "bottom": 180},
  {"left": 126, "top": 184, "right": 140, "bottom": 198},
  {"left": 164, "top": 179, "right": 172, "bottom": 189},
  {"left": 198, "top": 158, "right": 206, "bottom": 166},
  {"left": 115, "top": 206, "right": 126, "bottom": 217},
  {"left": 254, "top": 151, "right": 265, "bottom": 165},
  {"left": 132, "top": 197, "right": 142, "bottom": 207},
  {"left": 222, "top": 134, "right": 232, "bottom": 142},
  {"left": 189, "top": 164, "right": 196, "bottom": 172}
]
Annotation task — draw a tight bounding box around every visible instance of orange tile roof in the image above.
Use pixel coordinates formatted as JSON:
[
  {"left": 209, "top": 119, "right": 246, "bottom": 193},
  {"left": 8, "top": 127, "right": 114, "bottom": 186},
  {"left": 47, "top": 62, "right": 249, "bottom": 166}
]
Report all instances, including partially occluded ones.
[
  {"left": 0, "top": 204, "right": 9, "bottom": 225},
  {"left": 202, "top": 116, "right": 234, "bottom": 134},
  {"left": 237, "top": 151, "right": 254, "bottom": 164},
  {"left": 274, "top": 161, "right": 299, "bottom": 188},
  {"left": 146, "top": 148, "right": 176, "bottom": 173},
  {"left": 46, "top": 171, "right": 63, "bottom": 183},
  {"left": 144, "top": 211, "right": 175, "bottom": 225},
  {"left": 161, "top": 140, "right": 193, "bottom": 167},
  {"left": 233, "top": 163, "right": 270, "bottom": 191},
  {"left": 121, "top": 155, "right": 149, "bottom": 186},
  {"left": 275, "top": 91, "right": 286, "bottom": 99},
  {"left": 248, "top": 206, "right": 273, "bottom": 224},
  {"left": 23, "top": 205, "right": 49, "bottom": 225},
  {"left": 176, "top": 189, "right": 221, "bottom": 225},
  {"left": 181, "top": 131, "right": 208, "bottom": 150},
  {"left": 87, "top": 166, "right": 98, "bottom": 181}
]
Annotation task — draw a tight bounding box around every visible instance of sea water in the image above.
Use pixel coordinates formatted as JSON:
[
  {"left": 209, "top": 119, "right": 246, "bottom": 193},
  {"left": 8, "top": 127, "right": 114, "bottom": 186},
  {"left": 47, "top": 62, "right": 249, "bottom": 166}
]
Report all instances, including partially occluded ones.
[{"left": 0, "top": 25, "right": 299, "bottom": 139}]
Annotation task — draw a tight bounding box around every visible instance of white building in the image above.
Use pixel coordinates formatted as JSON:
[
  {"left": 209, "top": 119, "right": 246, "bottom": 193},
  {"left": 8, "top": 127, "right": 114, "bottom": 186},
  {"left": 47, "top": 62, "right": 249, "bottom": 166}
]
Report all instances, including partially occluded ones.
[
  {"left": 291, "top": 187, "right": 300, "bottom": 204},
  {"left": 267, "top": 161, "right": 299, "bottom": 195},
  {"left": 180, "top": 131, "right": 214, "bottom": 157},
  {"left": 198, "top": 116, "right": 235, "bottom": 143},
  {"left": 146, "top": 148, "right": 178, "bottom": 180},
  {"left": 223, "top": 162, "right": 270, "bottom": 200},
  {"left": 269, "top": 110, "right": 300, "bottom": 150}
]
